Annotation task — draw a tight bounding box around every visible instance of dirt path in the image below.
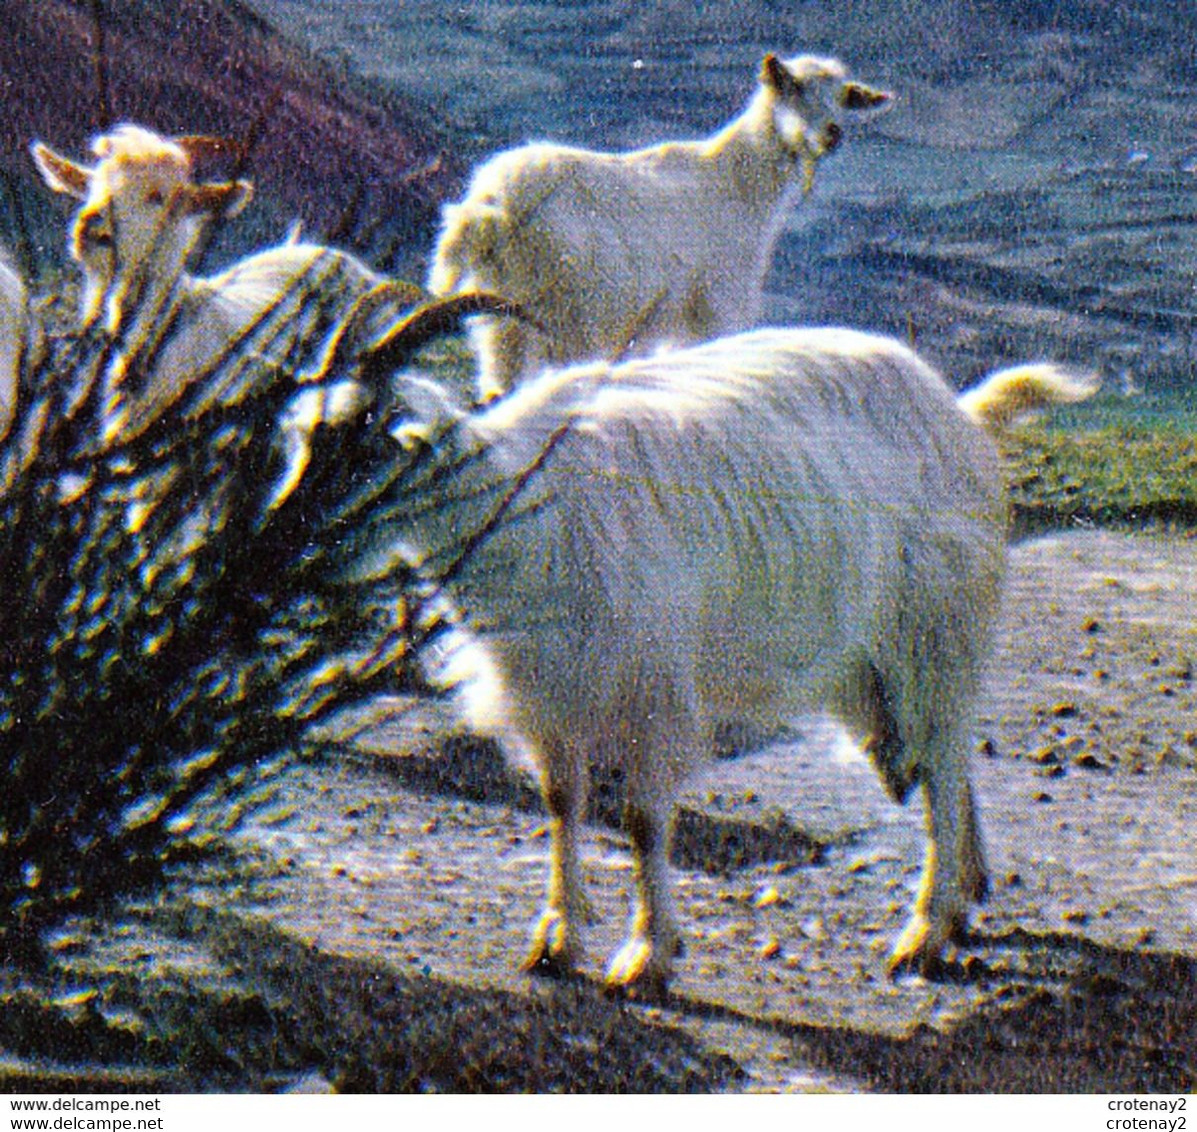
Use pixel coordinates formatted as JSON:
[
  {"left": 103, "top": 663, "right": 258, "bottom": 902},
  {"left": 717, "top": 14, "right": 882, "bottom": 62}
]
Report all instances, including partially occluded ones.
[
  {"left": 7, "top": 529, "right": 1193, "bottom": 1091},
  {"left": 196, "top": 528, "right": 1196, "bottom": 1092}
]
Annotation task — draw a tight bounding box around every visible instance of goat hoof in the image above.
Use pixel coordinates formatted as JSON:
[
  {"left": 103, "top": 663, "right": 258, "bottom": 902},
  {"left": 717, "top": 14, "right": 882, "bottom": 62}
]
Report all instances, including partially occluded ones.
[
  {"left": 605, "top": 975, "right": 670, "bottom": 1004},
  {"left": 521, "top": 910, "right": 581, "bottom": 979},
  {"left": 887, "top": 912, "right": 959, "bottom": 980},
  {"left": 603, "top": 967, "right": 671, "bottom": 1004},
  {"left": 604, "top": 936, "right": 673, "bottom": 1000},
  {"left": 522, "top": 947, "right": 577, "bottom": 981},
  {"left": 476, "top": 386, "right": 504, "bottom": 407}
]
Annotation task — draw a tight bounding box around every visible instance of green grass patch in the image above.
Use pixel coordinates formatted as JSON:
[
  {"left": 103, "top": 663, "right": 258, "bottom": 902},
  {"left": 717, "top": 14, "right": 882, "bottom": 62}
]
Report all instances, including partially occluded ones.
[{"left": 1005, "top": 393, "right": 1197, "bottom": 533}]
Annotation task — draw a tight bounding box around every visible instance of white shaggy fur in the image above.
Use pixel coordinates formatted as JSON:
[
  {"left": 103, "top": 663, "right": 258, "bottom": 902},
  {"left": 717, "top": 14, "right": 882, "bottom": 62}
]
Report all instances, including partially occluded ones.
[
  {"left": 429, "top": 54, "right": 891, "bottom": 401},
  {"left": 366, "top": 326, "right": 1089, "bottom": 991},
  {"left": 0, "top": 256, "right": 27, "bottom": 441},
  {"left": 32, "top": 125, "right": 392, "bottom": 446}
]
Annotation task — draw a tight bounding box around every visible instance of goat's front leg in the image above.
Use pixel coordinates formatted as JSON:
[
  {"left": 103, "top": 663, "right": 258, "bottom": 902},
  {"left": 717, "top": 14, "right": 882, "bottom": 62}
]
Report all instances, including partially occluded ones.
[
  {"left": 472, "top": 315, "right": 540, "bottom": 403},
  {"left": 523, "top": 740, "right": 590, "bottom": 979}
]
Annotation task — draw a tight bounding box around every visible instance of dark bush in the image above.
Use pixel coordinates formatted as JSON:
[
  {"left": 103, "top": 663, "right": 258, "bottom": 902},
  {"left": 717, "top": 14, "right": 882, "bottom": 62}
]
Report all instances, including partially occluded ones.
[{"left": 0, "top": 268, "right": 494, "bottom": 963}]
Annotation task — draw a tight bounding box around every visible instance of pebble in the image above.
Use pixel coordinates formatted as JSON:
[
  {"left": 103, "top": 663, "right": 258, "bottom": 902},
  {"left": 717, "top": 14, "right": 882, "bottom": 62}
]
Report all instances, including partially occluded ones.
[{"left": 752, "top": 884, "right": 783, "bottom": 908}]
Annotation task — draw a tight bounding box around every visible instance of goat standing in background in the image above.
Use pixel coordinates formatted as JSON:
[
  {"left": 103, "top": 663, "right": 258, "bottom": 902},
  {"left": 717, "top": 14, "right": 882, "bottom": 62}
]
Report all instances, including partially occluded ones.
[
  {"left": 32, "top": 125, "right": 407, "bottom": 448},
  {"left": 343, "top": 322, "right": 1092, "bottom": 995},
  {"left": 429, "top": 53, "right": 891, "bottom": 401}
]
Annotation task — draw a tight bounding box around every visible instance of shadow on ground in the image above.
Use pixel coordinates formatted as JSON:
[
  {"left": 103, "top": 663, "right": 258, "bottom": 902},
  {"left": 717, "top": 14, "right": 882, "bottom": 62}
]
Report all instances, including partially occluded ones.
[
  {"left": 3, "top": 901, "right": 1194, "bottom": 1093},
  {"left": 364, "top": 728, "right": 831, "bottom": 874},
  {"left": 677, "top": 927, "right": 1197, "bottom": 1092},
  {"left": 0, "top": 905, "right": 741, "bottom": 1093}
]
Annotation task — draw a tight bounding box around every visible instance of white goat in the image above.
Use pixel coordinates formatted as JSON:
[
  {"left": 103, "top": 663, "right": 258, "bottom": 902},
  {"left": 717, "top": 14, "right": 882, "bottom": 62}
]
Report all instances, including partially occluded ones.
[
  {"left": 32, "top": 125, "right": 402, "bottom": 447},
  {"left": 0, "top": 255, "right": 27, "bottom": 441},
  {"left": 429, "top": 53, "right": 892, "bottom": 401},
  {"left": 353, "top": 323, "right": 1091, "bottom": 993}
]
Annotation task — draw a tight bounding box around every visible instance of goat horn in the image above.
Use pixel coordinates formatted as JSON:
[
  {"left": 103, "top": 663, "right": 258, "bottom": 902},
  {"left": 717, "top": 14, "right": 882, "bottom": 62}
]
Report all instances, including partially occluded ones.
[
  {"left": 312, "top": 280, "right": 434, "bottom": 379},
  {"left": 173, "top": 134, "right": 244, "bottom": 163},
  {"left": 358, "top": 292, "right": 539, "bottom": 384}
]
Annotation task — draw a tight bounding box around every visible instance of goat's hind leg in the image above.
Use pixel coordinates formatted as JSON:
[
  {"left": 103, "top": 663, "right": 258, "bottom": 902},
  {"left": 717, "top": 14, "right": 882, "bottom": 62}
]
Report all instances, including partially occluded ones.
[
  {"left": 851, "top": 654, "right": 988, "bottom": 976},
  {"left": 888, "top": 723, "right": 989, "bottom": 977},
  {"left": 523, "top": 739, "right": 591, "bottom": 979},
  {"left": 604, "top": 704, "right": 701, "bottom": 997}
]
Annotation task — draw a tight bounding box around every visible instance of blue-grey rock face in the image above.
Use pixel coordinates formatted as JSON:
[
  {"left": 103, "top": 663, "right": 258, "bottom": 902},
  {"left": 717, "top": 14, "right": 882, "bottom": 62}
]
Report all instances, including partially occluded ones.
[{"left": 250, "top": 1, "right": 1197, "bottom": 395}]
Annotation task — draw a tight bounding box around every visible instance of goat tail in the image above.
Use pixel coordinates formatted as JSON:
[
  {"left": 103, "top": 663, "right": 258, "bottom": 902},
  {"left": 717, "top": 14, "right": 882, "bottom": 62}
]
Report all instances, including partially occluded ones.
[
  {"left": 957, "top": 365, "right": 1098, "bottom": 433},
  {"left": 428, "top": 201, "right": 504, "bottom": 295}
]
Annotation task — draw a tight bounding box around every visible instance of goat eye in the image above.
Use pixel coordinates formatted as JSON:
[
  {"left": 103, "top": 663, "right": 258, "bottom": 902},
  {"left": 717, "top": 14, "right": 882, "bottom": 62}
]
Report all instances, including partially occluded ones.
[
  {"left": 777, "top": 76, "right": 806, "bottom": 103},
  {"left": 78, "top": 212, "right": 114, "bottom": 250}
]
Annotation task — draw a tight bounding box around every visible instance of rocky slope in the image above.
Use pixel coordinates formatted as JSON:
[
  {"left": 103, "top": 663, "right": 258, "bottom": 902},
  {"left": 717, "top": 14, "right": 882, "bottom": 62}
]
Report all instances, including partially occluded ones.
[
  {"left": 0, "top": 0, "right": 461, "bottom": 277},
  {"left": 246, "top": 1, "right": 1197, "bottom": 390}
]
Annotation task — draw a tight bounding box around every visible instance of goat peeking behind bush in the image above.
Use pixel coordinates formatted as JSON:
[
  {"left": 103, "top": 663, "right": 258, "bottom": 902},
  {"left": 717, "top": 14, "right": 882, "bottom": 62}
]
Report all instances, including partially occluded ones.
[
  {"left": 429, "top": 52, "right": 892, "bottom": 401},
  {"left": 31, "top": 124, "right": 417, "bottom": 449},
  {"left": 5, "top": 120, "right": 517, "bottom": 951}
]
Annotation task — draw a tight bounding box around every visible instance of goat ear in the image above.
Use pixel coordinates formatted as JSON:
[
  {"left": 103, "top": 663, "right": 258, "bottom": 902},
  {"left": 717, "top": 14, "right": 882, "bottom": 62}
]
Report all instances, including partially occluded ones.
[
  {"left": 181, "top": 179, "right": 254, "bottom": 219},
  {"left": 761, "top": 53, "right": 784, "bottom": 90},
  {"left": 841, "top": 81, "right": 894, "bottom": 114},
  {"left": 31, "top": 142, "right": 92, "bottom": 200},
  {"left": 761, "top": 53, "right": 802, "bottom": 97}
]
